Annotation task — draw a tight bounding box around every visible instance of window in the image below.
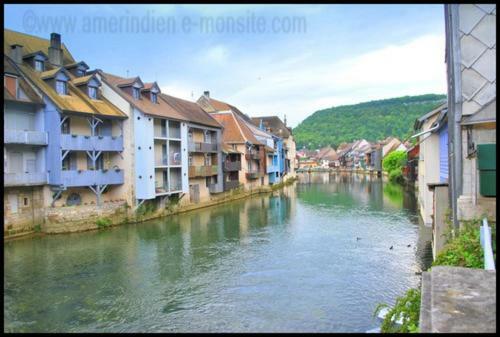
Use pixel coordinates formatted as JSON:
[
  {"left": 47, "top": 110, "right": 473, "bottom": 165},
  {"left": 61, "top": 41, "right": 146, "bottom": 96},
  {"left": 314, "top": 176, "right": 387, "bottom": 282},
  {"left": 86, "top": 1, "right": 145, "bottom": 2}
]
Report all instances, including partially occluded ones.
[
  {"left": 204, "top": 154, "right": 211, "bottom": 166},
  {"left": 61, "top": 117, "right": 70, "bottom": 134},
  {"left": 56, "top": 80, "right": 67, "bottom": 95},
  {"left": 23, "top": 197, "right": 29, "bottom": 206},
  {"left": 35, "top": 60, "right": 44, "bottom": 72},
  {"left": 88, "top": 86, "right": 98, "bottom": 99},
  {"left": 133, "top": 87, "right": 140, "bottom": 99},
  {"left": 76, "top": 69, "right": 85, "bottom": 76},
  {"left": 188, "top": 155, "right": 193, "bottom": 166},
  {"left": 151, "top": 92, "right": 157, "bottom": 103}
]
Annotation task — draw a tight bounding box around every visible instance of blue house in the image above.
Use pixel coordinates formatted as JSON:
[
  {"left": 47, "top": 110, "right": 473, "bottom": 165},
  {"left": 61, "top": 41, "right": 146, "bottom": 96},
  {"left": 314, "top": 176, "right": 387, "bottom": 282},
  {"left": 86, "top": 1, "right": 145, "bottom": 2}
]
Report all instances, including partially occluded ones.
[{"left": 5, "top": 31, "right": 128, "bottom": 209}]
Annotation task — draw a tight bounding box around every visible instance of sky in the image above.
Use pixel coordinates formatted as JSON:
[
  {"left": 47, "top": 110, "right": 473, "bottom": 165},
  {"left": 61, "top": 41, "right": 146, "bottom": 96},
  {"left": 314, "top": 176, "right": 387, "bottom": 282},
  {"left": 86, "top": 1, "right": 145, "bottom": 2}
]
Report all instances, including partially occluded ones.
[{"left": 5, "top": 4, "right": 447, "bottom": 127}]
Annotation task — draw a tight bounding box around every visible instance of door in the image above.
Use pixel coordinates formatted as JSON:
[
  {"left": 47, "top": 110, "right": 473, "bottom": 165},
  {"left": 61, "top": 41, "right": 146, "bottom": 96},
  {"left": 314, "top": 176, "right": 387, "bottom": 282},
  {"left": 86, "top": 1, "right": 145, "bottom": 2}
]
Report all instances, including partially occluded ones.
[
  {"left": 189, "top": 184, "right": 200, "bottom": 203},
  {"left": 25, "top": 159, "right": 36, "bottom": 173},
  {"left": 8, "top": 194, "right": 18, "bottom": 214},
  {"left": 9, "top": 152, "right": 23, "bottom": 173}
]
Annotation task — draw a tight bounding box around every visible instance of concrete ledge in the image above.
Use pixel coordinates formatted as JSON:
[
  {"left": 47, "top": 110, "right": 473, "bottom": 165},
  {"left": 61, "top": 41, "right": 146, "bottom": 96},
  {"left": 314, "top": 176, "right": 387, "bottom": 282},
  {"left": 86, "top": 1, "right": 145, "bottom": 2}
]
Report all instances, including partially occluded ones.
[{"left": 420, "top": 266, "right": 496, "bottom": 332}]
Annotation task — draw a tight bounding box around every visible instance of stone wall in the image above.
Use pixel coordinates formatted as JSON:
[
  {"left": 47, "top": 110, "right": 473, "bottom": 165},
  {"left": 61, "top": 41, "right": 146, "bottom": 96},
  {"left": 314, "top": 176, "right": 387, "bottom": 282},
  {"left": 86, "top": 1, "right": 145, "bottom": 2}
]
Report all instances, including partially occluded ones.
[
  {"left": 4, "top": 186, "right": 45, "bottom": 236},
  {"left": 43, "top": 201, "right": 130, "bottom": 233}
]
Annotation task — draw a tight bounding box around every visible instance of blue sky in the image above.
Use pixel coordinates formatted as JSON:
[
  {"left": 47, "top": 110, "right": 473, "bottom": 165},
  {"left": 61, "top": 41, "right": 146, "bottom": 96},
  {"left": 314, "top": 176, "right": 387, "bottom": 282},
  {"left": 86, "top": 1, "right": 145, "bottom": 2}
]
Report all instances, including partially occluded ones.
[{"left": 5, "top": 4, "right": 446, "bottom": 127}]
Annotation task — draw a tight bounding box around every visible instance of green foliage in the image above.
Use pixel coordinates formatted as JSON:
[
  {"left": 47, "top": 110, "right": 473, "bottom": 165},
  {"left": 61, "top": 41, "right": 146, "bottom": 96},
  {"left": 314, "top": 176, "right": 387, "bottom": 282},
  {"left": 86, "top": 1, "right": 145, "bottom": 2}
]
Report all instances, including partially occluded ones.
[
  {"left": 96, "top": 217, "right": 112, "bottom": 229},
  {"left": 33, "top": 224, "right": 42, "bottom": 233},
  {"left": 383, "top": 150, "right": 407, "bottom": 172},
  {"left": 375, "top": 288, "right": 421, "bottom": 333},
  {"left": 293, "top": 94, "right": 446, "bottom": 149},
  {"left": 432, "top": 219, "right": 495, "bottom": 268},
  {"left": 388, "top": 169, "right": 404, "bottom": 184},
  {"left": 135, "top": 200, "right": 157, "bottom": 218}
]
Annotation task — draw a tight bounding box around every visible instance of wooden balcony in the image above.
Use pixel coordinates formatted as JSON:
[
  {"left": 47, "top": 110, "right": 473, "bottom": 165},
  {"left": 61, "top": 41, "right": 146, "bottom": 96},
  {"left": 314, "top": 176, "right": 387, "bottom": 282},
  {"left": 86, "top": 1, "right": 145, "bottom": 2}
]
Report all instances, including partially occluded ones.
[
  {"left": 4, "top": 172, "right": 47, "bottom": 186},
  {"left": 245, "top": 171, "right": 260, "bottom": 180},
  {"left": 223, "top": 180, "right": 240, "bottom": 191},
  {"left": 224, "top": 160, "right": 241, "bottom": 172},
  {"left": 188, "top": 165, "right": 218, "bottom": 178},
  {"left": 4, "top": 129, "right": 48, "bottom": 146},
  {"left": 61, "top": 134, "right": 124, "bottom": 152},
  {"left": 188, "top": 142, "right": 218, "bottom": 153},
  {"left": 245, "top": 150, "right": 261, "bottom": 160}
]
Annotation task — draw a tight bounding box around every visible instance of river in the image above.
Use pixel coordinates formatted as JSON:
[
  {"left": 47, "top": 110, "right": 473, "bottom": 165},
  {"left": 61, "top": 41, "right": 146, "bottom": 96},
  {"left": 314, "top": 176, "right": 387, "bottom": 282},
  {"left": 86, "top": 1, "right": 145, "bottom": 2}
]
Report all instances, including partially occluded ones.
[{"left": 4, "top": 172, "right": 432, "bottom": 332}]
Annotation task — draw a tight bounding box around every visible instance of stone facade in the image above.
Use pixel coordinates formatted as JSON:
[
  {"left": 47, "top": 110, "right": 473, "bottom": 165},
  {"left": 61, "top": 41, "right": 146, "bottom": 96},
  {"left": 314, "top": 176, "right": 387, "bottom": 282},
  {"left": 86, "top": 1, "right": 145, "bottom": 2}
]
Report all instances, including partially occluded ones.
[{"left": 4, "top": 186, "right": 45, "bottom": 235}]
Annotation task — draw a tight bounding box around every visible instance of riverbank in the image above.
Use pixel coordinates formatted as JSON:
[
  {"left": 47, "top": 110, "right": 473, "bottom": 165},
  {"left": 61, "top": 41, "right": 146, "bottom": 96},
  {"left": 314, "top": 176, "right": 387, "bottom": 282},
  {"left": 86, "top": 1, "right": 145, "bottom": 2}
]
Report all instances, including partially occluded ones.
[{"left": 4, "top": 176, "right": 298, "bottom": 241}]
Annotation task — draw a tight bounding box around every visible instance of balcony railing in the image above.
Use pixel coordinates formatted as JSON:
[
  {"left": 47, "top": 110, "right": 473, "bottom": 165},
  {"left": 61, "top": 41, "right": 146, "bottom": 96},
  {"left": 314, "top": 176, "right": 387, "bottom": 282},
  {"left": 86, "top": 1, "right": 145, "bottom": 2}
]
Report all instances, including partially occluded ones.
[
  {"left": 61, "top": 169, "right": 124, "bottom": 187},
  {"left": 245, "top": 150, "right": 261, "bottom": 160},
  {"left": 188, "top": 141, "right": 218, "bottom": 153},
  {"left": 188, "top": 165, "right": 218, "bottom": 178},
  {"left": 267, "top": 164, "right": 279, "bottom": 173},
  {"left": 156, "top": 182, "right": 183, "bottom": 194},
  {"left": 223, "top": 180, "right": 240, "bottom": 191},
  {"left": 224, "top": 161, "right": 241, "bottom": 172},
  {"left": 61, "top": 134, "right": 124, "bottom": 151},
  {"left": 246, "top": 171, "right": 260, "bottom": 180},
  {"left": 4, "top": 172, "right": 47, "bottom": 186},
  {"left": 208, "top": 183, "right": 223, "bottom": 193},
  {"left": 4, "top": 129, "right": 48, "bottom": 146}
]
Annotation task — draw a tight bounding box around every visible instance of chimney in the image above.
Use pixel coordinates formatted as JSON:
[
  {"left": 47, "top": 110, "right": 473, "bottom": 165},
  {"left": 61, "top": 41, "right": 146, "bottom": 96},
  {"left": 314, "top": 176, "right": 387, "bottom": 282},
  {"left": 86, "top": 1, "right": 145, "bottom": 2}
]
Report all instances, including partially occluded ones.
[
  {"left": 48, "top": 32, "right": 63, "bottom": 66},
  {"left": 204, "top": 90, "right": 210, "bottom": 98},
  {"left": 10, "top": 44, "right": 23, "bottom": 64}
]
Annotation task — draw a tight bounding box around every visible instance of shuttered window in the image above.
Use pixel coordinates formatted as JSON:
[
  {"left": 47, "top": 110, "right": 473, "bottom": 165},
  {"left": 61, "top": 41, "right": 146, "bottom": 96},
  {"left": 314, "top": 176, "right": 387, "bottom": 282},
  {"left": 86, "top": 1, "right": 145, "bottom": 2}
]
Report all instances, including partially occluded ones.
[
  {"left": 5, "top": 75, "right": 17, "bottom": 98},
  {"left": 439, "top": 124, "right": 449, "bottom": 183}
]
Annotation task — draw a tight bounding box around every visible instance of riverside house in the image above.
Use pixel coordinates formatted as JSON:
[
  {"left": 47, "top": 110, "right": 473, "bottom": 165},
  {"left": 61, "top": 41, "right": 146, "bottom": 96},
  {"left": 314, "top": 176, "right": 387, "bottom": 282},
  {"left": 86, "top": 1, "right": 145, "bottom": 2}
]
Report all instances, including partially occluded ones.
[
  {"left": 198, "top": 92, "right": 270, "bottom": 189},
  {"left": 96, "top": 71, "right": 191, "bottom": 209},
  {"left": 159, "top": 93, "right": 224, "bottom": 203},
  {"left": 4, "top": 30, "right": 129, "bottom": 234},
  {"left": 251, "top": 116, "right": 297, "bottom": 181}
]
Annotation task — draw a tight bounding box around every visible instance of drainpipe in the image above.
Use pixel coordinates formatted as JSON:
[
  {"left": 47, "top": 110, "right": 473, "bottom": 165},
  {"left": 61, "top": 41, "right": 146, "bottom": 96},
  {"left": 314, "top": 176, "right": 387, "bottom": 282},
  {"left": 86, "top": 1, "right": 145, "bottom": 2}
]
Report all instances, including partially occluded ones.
[{"left": 446, "top": 4, "right": 463, "bottom": 230}]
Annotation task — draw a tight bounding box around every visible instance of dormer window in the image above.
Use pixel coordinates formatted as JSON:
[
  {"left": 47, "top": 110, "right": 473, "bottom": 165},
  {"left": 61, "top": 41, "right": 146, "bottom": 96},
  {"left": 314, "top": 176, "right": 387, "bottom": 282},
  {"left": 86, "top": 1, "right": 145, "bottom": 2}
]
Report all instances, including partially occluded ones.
[
  {"left": 88, "top": 86, "right": 98, "bottom": 99},
  {"left": 77, "top": 69, "right": 85, "bottom": 76},
  {"left": 133, "top": 87, "right": 140, "bottom": 99},
  {"left": 56, "top": 80, "right": 67, "bottom": 95},
  {"left": 151, "top": 92, "right": 157, "bottom": 103},
  {"left": 35, "top": 60, "right": 44, "bottom": 72}
]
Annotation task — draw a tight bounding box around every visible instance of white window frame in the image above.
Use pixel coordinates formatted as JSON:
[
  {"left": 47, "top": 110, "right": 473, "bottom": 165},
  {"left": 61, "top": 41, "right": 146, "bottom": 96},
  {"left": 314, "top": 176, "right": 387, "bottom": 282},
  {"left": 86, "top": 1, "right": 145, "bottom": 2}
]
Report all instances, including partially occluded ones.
[
  {"left": 88, "top": 86, "right": 98, "bottom": 99},
  {"left": 133, "top": 87, "right": 140, "bottom": 99},
  {"left": 151, "top": 92, "right": 157, "bottom": 103},
  {"left": 35, "top": 60, "right": 44, "bottom": 72},
  {"left": 56, "top": 80, "right": 67, "bottom": 95}
]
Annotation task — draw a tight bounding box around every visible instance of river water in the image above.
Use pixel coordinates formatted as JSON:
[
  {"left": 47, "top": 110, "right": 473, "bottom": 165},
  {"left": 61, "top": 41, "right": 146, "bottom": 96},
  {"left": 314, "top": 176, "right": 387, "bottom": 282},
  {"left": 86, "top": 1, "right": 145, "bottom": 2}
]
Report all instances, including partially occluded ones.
[{"left": 4, "top": 172, "right": 432, "bottom": 332}]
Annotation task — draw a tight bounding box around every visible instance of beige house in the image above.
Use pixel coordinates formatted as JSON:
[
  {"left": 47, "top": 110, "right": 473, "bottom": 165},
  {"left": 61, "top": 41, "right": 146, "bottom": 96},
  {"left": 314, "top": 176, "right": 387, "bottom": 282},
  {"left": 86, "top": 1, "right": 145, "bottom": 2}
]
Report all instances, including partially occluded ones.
[{"left": 414, "top": 104, "right": 448, "bottom": 226}]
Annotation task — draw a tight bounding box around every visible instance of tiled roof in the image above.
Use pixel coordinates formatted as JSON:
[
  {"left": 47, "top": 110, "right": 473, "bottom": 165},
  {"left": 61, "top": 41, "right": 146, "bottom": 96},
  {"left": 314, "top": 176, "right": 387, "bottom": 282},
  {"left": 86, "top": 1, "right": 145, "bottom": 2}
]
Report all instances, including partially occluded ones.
[
  {"left": 250, "top": 116, "right": 292, "bottom": 138},
  {"left": 211, "top": 112, "right": 262, "bottom": 145},
  {"left": 4, "top": 56, "right": 44, "bottom": 105},
  {"left": 101, "top": 71, "right": 186, "bottom": 121},
  {"left": 160, "top": 93, "right": 221, "bottom": 128},
  {"left": 15, "top": 62, "right": 126, "bottom": 117},
  {"left": 4, "top": 29, "right": 75, "bottom": 65},
  {"left": 70, "top": 74, "right": 95, "bottom": 86}
]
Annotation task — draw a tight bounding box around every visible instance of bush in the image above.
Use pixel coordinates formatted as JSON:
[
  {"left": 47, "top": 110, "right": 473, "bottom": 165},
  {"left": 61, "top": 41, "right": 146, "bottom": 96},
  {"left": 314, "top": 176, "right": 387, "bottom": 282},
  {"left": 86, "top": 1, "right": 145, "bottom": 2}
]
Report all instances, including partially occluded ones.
[
  {"left": 432, "top": 219, "right": 493, "bottom": 268},
  {"left": 375, "top": 288, "right": 421, "bottom": 333},
  {"left": 96, "top": 217, "right": 112, "bottom": 229},
  {"left": 388, "top": 169, "right": 404, "bottom": 184},
  {"left": 383, "top": 150, "right": 407, "bottom": 173}
]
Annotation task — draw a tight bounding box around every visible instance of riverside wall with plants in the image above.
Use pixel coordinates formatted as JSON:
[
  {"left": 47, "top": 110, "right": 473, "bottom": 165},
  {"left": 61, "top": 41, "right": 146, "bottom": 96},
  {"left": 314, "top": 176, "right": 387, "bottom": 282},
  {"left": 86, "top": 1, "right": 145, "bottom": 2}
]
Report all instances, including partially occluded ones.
[{"left": 374, "top": 218, "right": 496, "bottom": 333}]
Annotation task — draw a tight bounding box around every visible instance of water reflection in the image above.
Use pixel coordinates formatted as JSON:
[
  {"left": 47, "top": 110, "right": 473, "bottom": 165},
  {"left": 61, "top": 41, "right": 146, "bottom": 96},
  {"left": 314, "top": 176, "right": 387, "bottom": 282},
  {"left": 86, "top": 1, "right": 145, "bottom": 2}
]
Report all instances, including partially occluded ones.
[{"left": 4, "top": 174, "right": 430, "bottom": 333}]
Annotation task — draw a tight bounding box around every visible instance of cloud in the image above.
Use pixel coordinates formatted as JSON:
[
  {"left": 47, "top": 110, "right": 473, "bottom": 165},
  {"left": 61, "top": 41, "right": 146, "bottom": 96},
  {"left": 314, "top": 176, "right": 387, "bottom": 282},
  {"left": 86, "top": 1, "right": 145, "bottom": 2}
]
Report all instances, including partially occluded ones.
[
  {"left": 227, "top": 33, "right": 446, "bottom": 127},
  {"left": 204, "top": 45, "right": 230, "bottom": 64}
]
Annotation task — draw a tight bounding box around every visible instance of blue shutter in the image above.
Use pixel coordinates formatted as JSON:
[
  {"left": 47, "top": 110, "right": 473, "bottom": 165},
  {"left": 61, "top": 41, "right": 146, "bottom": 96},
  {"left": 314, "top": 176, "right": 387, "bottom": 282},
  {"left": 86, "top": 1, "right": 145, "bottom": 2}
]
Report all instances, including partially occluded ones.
[{"left": 439, "top": 124, "right": 449, "bottom": 182}]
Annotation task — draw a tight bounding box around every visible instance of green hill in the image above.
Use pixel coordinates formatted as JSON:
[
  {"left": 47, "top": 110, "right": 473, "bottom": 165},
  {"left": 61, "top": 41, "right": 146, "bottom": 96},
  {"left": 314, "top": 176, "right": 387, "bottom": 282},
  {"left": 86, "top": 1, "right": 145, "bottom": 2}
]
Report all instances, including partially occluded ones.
[{"left": 293, "top": 94, "right": 446, "bottom": 149}]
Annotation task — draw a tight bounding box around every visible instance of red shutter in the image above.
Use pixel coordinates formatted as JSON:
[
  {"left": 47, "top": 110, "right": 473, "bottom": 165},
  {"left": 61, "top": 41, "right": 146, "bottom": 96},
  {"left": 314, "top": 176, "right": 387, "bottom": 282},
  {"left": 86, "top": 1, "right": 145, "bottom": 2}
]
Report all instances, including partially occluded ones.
[{"left": 5, "top": 76, "right": 17, "bottom": 98}]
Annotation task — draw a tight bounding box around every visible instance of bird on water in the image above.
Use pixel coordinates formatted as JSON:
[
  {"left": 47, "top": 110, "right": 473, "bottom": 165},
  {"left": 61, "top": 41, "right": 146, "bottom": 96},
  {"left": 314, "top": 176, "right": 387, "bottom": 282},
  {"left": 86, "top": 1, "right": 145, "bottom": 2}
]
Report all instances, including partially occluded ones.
[{"left": 389, "top": 246, "right": 393, "bottom": 250}]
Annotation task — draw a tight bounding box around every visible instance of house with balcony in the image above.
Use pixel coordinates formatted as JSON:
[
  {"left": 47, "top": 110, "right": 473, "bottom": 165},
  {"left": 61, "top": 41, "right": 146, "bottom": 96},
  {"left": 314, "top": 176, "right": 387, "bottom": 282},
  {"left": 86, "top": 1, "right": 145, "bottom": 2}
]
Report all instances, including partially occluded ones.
[
  {"left": 198, "top": 91, "right": 269, "bottom": 188},
  {"left": 251, "top": 116, "right": 297, "bottom": 180},
  {"left": 4, "top": 55, "right": 47, "bottom": 233},
  {"left": 4, "top": 30, "right": 128, "bottom": 214},
  {"left": 159, "top": 93, "right": 223, "bottom": 204},
  {"left": 209, "top": 111, "right": 267, "bottom": 190},
  {"left": 97, "top": 71, "right": 190, "bottom": 209}
]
